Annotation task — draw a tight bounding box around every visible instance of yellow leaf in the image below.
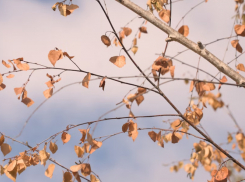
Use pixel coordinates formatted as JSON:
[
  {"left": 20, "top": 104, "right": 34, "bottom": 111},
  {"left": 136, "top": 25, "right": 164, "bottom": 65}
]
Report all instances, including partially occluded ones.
[
  {"left": 45, "top": 164, "right": 55, "bottom": 179},
  {"left": 131, "top": 46, "right": 138, "bottom": 55}
]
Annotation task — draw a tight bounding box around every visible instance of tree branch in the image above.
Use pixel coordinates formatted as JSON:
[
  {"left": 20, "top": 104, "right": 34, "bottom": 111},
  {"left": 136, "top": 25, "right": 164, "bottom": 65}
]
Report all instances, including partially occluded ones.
[{"left": 115, "top": 0, "right": 245, "bottom": 85}]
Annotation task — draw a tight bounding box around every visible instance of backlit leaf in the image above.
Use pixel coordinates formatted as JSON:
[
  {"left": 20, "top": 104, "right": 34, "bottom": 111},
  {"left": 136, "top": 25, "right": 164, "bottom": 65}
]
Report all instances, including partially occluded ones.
[
  {"left": 1, "top": 143, "right": 12, "bottom": 156},
  {"left": 49, "top": 141, "right": 58, "bottom": 154},
  {"left": 109, "top": 56, "right": 126, "bottom": 68},
  {"left": 82, "top": 73, "right": 91, "bottom": 88},
  {"left": 2, "top": 60, "right": 11, "bottom": 68},
  {"left": 61, "top": 132, "right": 71, "bottom": 144},
  {"left": 43, "top": 88, "right": 53, "bottom": 99},
  {"left": 178, "top": 25, "right": 189, "bottom": 37},
  {"left": 48, "top": 49, "right": 63, "bottom": 66},
  {"left": 237, "top": 63, "right": 245, "bottom": 72},
  {"left": 45, "top": 164, "right": 55, "bottom": 179}
]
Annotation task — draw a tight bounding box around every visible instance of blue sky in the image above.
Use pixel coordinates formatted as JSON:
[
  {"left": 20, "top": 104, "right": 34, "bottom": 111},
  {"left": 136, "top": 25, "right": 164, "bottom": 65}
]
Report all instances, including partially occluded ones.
[{"left": 0, "top": 0, "right": 245, "bottom": 182}]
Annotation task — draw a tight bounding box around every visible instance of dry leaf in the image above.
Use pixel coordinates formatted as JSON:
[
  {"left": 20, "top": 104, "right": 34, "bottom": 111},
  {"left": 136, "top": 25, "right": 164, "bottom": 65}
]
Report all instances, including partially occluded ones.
[
  {"left": 122, "top": 27, "right": 132, "bottom": 36},
  {"left": 61, "top": 132, "right": 71, "bottom": 144},
  {"left": 63, "top": 171, "right": 73, "bottom": 182},
  {"left": 139, "top": 26, "right": 148, "bottom": 33},
  {"left": 74, "top": 145, "right": 84, "bottom": 158},
  {"left": 171, "top": 119, "right": 181, "bottom": 130},
  {"left": 231, "top": 40, "right": 243, "bottom": 53},
  {"left": 16, "top": 63, "right": 30, "bottom": 71},
  {"left": 2, "top": 60, "right": 11, "bottom": 68},
  {"left": 234, "top": 24, "right": 245, "bottom": 36},
  {"left": 215, "top": 167, "right": 228, "bottom": 182},
  {"left": 0, "top": 135, "right": 4, "bottom": 146},
  {"left": 89, "top": 140, "right": 102, "bottom": 154},
  {"left": 73, "top": 172, "right": 81, "bottom": 182},
  {"left": 43, "top": 88, "right": 53, "bottom": 99},
  {"left": 237, "top": 63, "right": 245, "bottom": 72},
  {"left": 45, "top": 164, "right": 55, "bottom": 179},
  {"left": 101, "top": 35, "right": 111, "bottom": 47},
  {"left": 131, "top": 46, "right": 138, "bottom": 55},
  {"left": 122, "top": 122, "right": 129, "bottom": 132},
  {"left": 133, "top": 38, "right": 137, "bottom": 46},
  {"left": 63, "top": 52, "right": 74, "bottom": 59},
  {"left": 178, "top": 25, "right": 189, "bottom": 37},
  {"left": 21, "top": 97, "right": 34, "bottom": 107},
  {"left": 169, "top": 66, "right": 175, "bottom": 78},
  {"left": 172, "top": 132, "right": 180, "bottom": 144},
  {"left": 78, "top": 129, "right": 87, "bottom": 143},
  {"left": 66, "top": 4, "right": 79, "bottom": 15},
  {"left": 39, "top": 148, "right": 50, "bottom": 166},
  {"left": 99, "top": 77, "right": 106, "bottom": 91},
  {"left": 81, "top": 163, "right": 91, "bottom": 177},
  {"left": 82, "top": 73, "right": 91, "bottom": 88},
  {"left": 109, "top": 56, "right": 126, "bottom": 68},
  {"left": 70, "top": 164, "right": 83, "bottom": 173},
  {"left": 6, "top": 74, "right": 14, "bottom": 79},
  {"left": 4, "top": 164, "right": 17, "bottom": 182},
  {"left": 136, "top": 95, "right": 144, "bottom": 106},
  {"left": 48, "top": 49, "right": 63, "bottom": 66},
  {"left": 90, "top": 174, "right": 100, "bottom": 182},
  {"left": 0, "top": 74, "right": 2, "bottom": 85},
  {"left": 218, "top": 76, "right": 228, "bottom": 90},
  {"left": 49, "top": 141, "right": 58, "bottom": 154},
  {"left": 152, "top": 56, "right": 173, "bottom": 75},
  {"left": 7, "top": 160, "right": 17, "bottom": 172},
  {"left": 159, "top": 9, "right": 170, "bottom": 23},
  {"left": 148, "top": 131, "right": 157, "bottom": 142},
  {"left": 84, "top": 143, "right": 90, "bottom": 153}
]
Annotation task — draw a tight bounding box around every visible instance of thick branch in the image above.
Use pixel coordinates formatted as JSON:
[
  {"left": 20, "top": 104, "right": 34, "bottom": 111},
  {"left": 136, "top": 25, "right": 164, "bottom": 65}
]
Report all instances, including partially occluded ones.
[{"left": 115, "top": 0, "right": 245, "bottom": 85}]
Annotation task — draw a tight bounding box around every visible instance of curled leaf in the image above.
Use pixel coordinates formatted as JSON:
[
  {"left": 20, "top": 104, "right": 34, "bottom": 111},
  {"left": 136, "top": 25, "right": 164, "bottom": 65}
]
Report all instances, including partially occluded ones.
[
  {"left": 61, "top": 132, "right": 71, "bottom": 144},
  {"left": 159, "top": 9, "right": 170, "bottom": 23},
  {"left": 139, "top": 26, "right": 147, "bottom": 33},
  {"left": 2, "top": 60, "right": 11, "bottom": 68},
  {"left": 82, "top": 73, "right": 91, "bottom": 88},
  {"left": 45, "top": 164, "right": 55, "bottom": 179},
  {"left": 101, "top": 35, "right": 111, "bottom": 47},
  {"left": 231, "top": 40, "right": 243, "bottom": 53}
]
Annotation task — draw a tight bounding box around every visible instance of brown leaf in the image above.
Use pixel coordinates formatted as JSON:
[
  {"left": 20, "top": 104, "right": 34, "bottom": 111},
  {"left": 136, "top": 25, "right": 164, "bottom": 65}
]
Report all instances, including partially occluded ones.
[
  {"left": 16, "top": 63, "right": 30, "bottom": 71},
  {"left": 4, "top": 164, "right": 17, "bottom": 182},
  {"left": 148, "top": 131, "right": 157, "bottom": 142},
  {"left": 2, "top": 60, "right": 11, "bottom": 68},
  {"left": 202, "top": 84, "right": 210, "bottom": 91},
  {"left": 74, "top": 145, "right": 84, "bottom": 158},
  {"left": 6, "top": 74, "right": 14, "bottom": 79},
  {"left": 45, "top": 164, "right": 55, "bottom": 179},
  {"left": 82, "top": 73, "right": 91, "bottom": 88},
  {"left": 123, "top": 27, "right": 132, "bottom": 36},
  {"left": 138, "top": 87, "right": 146, "bottom": 94},
  {"left": 0, "top": 135, "right": 4, "bottom": 146},
  {"left": 63, "top": 52, "right": 74, "bottom": 59},
  {"left": 133, "top": 38, "right": 137, "bottom": 46},
  {"left": 89, "top": 140, "right": 102, "bottom": 154},
  {"left": 66, "top": 4, "right": 79, "bottom": 15},
  {"left": 1, "top": 143, "right": 12, "bottom": 156},
  {"left": 84, "top": 143, "right": 90, "bottom": 153},
  {"left": 101, "top": 35, "right": 111, "bottom": 47},
  {"left": 234, "top": 24, "right": 245, "bottom": 37},
  {"left": 152, "top": 56, "right": 172, "bottom": 75},
  {"left": 169, "top": 66, "right": 175, "bottom": 78},
  {"left": 159, "top": 9, "right": 170, "bottom": 23},
  {"left": 122, "top": 122, "right": 129, "bottom": 133},
  {"left": 139, "top": 26, "right": 148, "bottom": 33},
  {"left": 138, "top": 32, "right": 141, "bottom": 39},
  {"left": 0, "top": 74, "right": 3, "bottom": 85},
  {"left": 237, "top": 63, "right": 245, "bottom": 72},
  {"left": 215, "top": 167, "right": 228, "bottom": 182},
  {"left": 178, "top": 25, "right": 189, "bottom": 37},
  {"left": 43, "top": 88, "right": 53, "bottom": 99},
  {"left": 73, "top": 172, "right": 81, "bottom": 182},
  {"left": 172, "top": 132, "right": 180, "bottom": 144},
  {"left": 136, "top": 95, "right": 144, "bottom": 106},
  {"left": 81, "top": 163, "right": 91, "bottom": 177},
  {"left": 14, "top": 87, "right": 23, "bottom": 96},
  {"left": 78, "top": 129, "right": 87, "bottom": 143},
  {"left": 152, "top": 69, "right": 158, "bottom": 82},
  {"left": 21, "top": 97, "right": 34, "bottom": 107},
  {"left": 231, "top": 40, "right": 243, "bottom": 53},
  {"left": 99, "top": 77, "right": 106, "bottom": 91},
  {"left": 49, "top": 141, "right": 58, "bottom": 154},
  {"left": 109, "top": 56, "right": 126, "bottom": 68},
  {"left": 0, "top": 83, "right": 6, "bottom": 90},
  {"left": 90, "top": 174, "right": 100, "bottom": 182},
  {"left": 48, "top": 49, "right": 63, "bottom": 66},
  {"left": 61, "top": 132, "right": 71, "bottom": 144},
  {"left": 7, "top": 160, "right": 17, "bottom": 172},
  {"left": 218, "top": 76, "right": 228, "bottom": 90},
  {"left": 206, "top": 83, "right": 216, "bottom": 91},
  {"left": 63, "top": 171, "right": 73, "bottom": 182}
]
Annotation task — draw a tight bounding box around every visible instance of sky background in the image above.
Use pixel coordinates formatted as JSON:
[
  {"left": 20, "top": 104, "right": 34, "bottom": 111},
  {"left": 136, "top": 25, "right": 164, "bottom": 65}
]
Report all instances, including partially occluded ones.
[{"left": 0, "top": 0, "right": 245, "bottom": 181}]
